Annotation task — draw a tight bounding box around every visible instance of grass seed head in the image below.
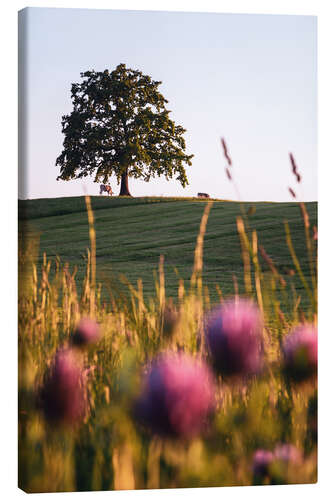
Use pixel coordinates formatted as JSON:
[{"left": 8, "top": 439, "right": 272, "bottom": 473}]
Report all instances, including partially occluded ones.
[{"left": 288, "top": 187, "right": 296, "bottom": 199}]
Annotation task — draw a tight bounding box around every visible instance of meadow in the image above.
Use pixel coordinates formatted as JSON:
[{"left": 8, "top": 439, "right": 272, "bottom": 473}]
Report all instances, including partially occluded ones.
[
  {"left": 19, "top": 196, "right": 317, "bottom": 304},
  {"left": 18, "top": 195, "right": 317, "bottom": 492}
]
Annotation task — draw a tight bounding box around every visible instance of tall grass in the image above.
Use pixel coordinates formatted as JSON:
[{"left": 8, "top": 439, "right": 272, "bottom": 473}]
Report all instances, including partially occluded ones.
[{"left": 18, "top": 189, "right": 317, "bottom": 492}]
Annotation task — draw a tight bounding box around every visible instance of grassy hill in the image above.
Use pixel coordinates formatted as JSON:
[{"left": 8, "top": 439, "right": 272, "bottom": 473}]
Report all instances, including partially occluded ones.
[{"left": 19, "top": 196, "right": 317, "bottom": 307}]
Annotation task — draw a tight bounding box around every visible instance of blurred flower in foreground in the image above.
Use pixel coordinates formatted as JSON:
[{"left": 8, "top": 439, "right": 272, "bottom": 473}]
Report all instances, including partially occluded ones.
[
  {"left": 252, "top": 449, "right": 274, "bottom": 479},
  {"left": 274, "top": 443, "right": 302, "bottom": 465},
  {"left": 71, "top": 317, "right": 101, "bottom": 347},
  {"left": 252, "top": 444, "right": 302, "bottom": 485},
  {"left": 134, "top": 352, "right": 215, "bottom": 439},
  {"left": 205, "top": 298, "right": 263, "bottom": 377},
  {"left": 39, "top": 348, "right": 87, "bottom": 426},
  {"left": 270, "top": 443, "right": 303, "bottom": 484},
  {"left": 282, "top": 324, "right": 317, "bottom": 381}
]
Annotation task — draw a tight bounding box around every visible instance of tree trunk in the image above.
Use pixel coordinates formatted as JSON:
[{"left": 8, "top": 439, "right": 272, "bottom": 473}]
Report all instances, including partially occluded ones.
[{"left": 119, "top": 170, "right": 131, "bottom": 196}]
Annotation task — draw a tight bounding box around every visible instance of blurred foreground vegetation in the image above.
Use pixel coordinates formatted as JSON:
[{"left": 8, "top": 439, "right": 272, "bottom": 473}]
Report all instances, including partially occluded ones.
[{"left": 18, "top": 196, "right": 317, "bottom": 492}]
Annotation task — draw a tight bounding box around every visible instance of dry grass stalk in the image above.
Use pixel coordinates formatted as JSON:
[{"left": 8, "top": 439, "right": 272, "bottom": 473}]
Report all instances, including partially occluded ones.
[
  {"left": 147, "top": 438, "right": 162, "bottom": 489},
  {"left": 252, "top": 230, "right": 264, "bottom": 314},
  {"left": 299, "top": 202, "right": 317, "bottom": 297},
  {"left": 259, "top": 245, "right": 286, "bottom": 287},
  {"left": 232, "top": 273, "right": 239, "bottom": 297},
  {"left": 159, "top": 255, "right": 165, "bottom": 310},
  {"left": 299, "top": 202, "right": 310, "bottom": 229},
  {"left": 289, "top": 152, "right": 302, "bottom": 183},
  {"left": 221, "top": 137, "right": 232, "bottom": 165},
  {"left": 277, "top": 307, "right": 288, "bottom": 328},
  {"left": 112, "top": 443, "right": 135, "bottom": 490},
  {"left": 191, "top": 200, "right": 213, "bottom": 288},
  {"left": 137, "top": 278, "right": 144, "bottom": 322},
  {"left": 85, "top": 196, "right": 96, "bottom": 313},
  {"left": 215, "top": 284, "right": 224, "bottom": 304},
  {"left": 178, "top": 278, "right": 184, "bottom": 302},
  {"left": 284, "top": 220, "right": 316, "bottom": 310},
  {"left": 288, "top": 187, "right": 297, "bottom": 199},
  {"left": 225, "top": 167, "right": 232, "bottom": 181},
  {"left": 81, "top": 249, "right": 91, "bottom": 305},
  {"left": 220, "top": 137, "right": 243, "bottom": 202},
  {"left": 236, "top": 216, "right": 252, "bottom": 294}
]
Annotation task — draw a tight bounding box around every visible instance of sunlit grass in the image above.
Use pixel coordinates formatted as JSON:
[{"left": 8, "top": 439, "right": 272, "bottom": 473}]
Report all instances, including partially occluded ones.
[{"left": 18, "top": 195, "right": 317, "bottom": 492}]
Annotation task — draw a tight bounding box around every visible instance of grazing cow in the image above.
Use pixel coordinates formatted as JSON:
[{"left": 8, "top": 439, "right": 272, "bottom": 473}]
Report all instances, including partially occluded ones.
[
  {"left": 100, "top": 184, "right": 113, "bottom": 196},
  {"left": 197, "top": 192, "right": 210, "bottom": 198}
]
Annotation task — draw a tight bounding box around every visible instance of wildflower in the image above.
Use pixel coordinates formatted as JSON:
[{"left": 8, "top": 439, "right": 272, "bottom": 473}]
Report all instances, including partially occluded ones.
[
  {"left": 252, "top": 444, "right": 302, "bottom": 484},
  {"left": 39, "top": 348, "right": 87, "bottom": 425},
  {"left": 282, "top": 324, "right": 317, "bottom": 381},
  {"left": 72, "top": 317, "right": 101, "bottom": 347},
  {"left": 134, "top": 352, "right": 215, "bottom": 439},
  {"left": 252, "top": 449, "right": 274, "bottom": 478},
  {"left": 205, "top": 298, "right": 263, "bottom": 377},
  {"left": 274, "top": 443, "right": 302, "bottom": 465}
]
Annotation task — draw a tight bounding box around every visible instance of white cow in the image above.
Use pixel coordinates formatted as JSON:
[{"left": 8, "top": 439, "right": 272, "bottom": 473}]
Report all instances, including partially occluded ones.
[{"left": 100, "top": 184, "right": 113, "bottom": 196}]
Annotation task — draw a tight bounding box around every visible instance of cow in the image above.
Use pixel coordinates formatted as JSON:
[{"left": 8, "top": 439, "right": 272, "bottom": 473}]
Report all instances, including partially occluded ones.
[
  {"left": 197, "top": 192, "right": 210, "bottom": 198},
  {"left": 100, "top": 184, "right": 113, "bottom": 196}
]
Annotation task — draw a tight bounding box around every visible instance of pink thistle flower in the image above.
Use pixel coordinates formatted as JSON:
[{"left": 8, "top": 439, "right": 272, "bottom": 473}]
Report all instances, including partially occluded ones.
[
  {"left": 252, "top": 449, "right": 274, "bottom": 477},
  {"left": 72, "top": 317, "right": 101, "bottom": 347},
  {"left": 39, "top": 348, "right": 87, "bottom": 426},
  {"left": 282, "top": 324, "right": 317, "bottom": 381},
  {"left": 252, "top": 444, "right": 302, "bottom": 484},
  {"left": 273, "top": 443, "right": 302, "bottom": 465},
  {"left": 205, "top": 298, "right": 264, "bottom": 376},
  {"left": 135, "top": 352, "right": 215, "bottom": 439}
]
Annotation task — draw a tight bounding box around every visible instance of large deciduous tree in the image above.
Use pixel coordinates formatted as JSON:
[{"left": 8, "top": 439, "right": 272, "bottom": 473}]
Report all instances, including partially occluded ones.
[{"left": 56, "top": 64, "right": 194, "bottom": 196}]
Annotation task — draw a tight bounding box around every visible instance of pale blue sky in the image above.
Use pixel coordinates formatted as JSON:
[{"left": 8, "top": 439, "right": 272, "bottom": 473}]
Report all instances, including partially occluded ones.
[{"left": 19, "top": 7, "right": 317, "bottom": 201}]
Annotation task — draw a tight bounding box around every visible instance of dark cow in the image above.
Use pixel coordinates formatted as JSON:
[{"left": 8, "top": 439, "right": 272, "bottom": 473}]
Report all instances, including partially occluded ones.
[{"left": 100, "top": 184, "right": 113, "bottom": 196}]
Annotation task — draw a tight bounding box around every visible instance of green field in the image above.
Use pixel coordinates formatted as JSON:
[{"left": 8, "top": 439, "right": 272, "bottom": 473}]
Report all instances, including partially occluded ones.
[{"left": 19, "top": 195, "right": 317, "bottom": 307}]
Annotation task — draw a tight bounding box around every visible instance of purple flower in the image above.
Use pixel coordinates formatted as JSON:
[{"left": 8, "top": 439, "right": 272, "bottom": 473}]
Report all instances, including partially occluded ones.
[
  {"left": 205, "top": 298, "right": 263, "bottom": 376},
  {"left": 282, "top": 324, "right": 317, "bottom": 381},
  {"left": 39, "top": 348, "right": 87, "bottom": 425},
  {"left": 273, "top": 444, "right": 302, "bottom": 465},
  {"left": 135, "top": 352, "right": 215, "bottom": 439},
  {"left": 72, "top": 317, "right": 101, "bottom": 347},
  {"left": 252, "top": 449, "right": 274, "bottom": 477},
  {"left": 252, "top": 445, "right": 302, "bottom": 484}
]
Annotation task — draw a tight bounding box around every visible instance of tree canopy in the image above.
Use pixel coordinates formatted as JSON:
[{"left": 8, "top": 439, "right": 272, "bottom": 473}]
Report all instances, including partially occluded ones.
[{"left": 56, "top": 64, "right": 194, "bottom": 196}]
